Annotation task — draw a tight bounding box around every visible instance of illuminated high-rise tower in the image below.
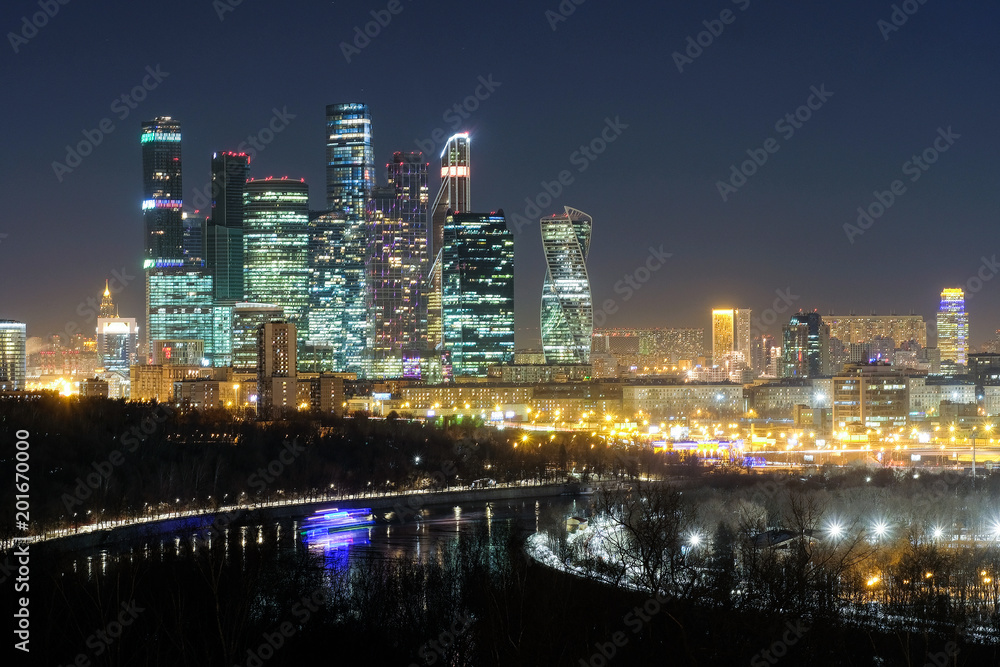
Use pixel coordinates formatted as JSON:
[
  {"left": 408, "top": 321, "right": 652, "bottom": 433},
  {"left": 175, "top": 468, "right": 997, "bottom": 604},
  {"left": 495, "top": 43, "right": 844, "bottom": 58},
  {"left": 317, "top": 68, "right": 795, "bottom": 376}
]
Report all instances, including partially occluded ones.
[
  {"left": 540, "top": 207, "right": 593, "bottom": 365},
  {"left": 735, "top": 308, "right": 752, "bottom": 363},
  {"left": 937, "top": 288, "right": 968, "bottom": 366},
  {"left": 781, "top": 312, "right": 831, "bottom": 378},
  {"left": 141, "top": 117, "right": 213, "bottom": 358},
  {"left": 427, "top": 133, "right": 470, "bottom": 349},
  {"left": 206, "top": 151, "right": 250, "bottom": 301},
  {"left": 141, "top": 117, "right": 183, "bottom": 260},
  {"left": 430, "top": 133, "right": 470, "bottom": 258},
  {"left": 325, "top": 103, "right": 374, "bottom": 374},
  {"left": 442, "top": 210, "right": 514, "bottom": 377},
  {"left": 366, "top": 152, "right": 429, "bottom": 377},
  {"left": 99, "top": 280, "right": 117, "bottom": 318},
  {"left": 711, "top": 309, "right": 735, "bottom": 362},
  {"left": 243, "top": 178, "right": 310, "bottom": 335}
]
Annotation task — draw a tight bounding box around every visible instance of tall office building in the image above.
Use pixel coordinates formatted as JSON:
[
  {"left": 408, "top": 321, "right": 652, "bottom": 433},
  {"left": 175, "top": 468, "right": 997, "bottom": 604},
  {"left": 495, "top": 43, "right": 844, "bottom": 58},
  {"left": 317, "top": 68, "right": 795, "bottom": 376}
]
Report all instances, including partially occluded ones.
[
  {"left": 96, "top": 283, "right": 138, "bottom": 377},
  {"left": 141, "top": 117, "right": 184, "bottom": 260},
  {"left": 366, "top": 152, "right": 429, "bottom": 377},
  {"left": 937, "top": 288, "right": 968, "bottom": 367},
  {"left": 306, "top": 211, "right": 345, "bottom": 369},
  {"left": 0, "top": 320, "right": 27, "bottom": 391},
  {"left": 430, "top": 133, "right": 471, "bottom": 259},
  {"left": 427, "top": 133, "right": 471, "bottom": 350},
  {"left": 540, "top": 207, "right": 593, "bottom": 365},
  {"left": 325, "top": 103, "right": 374, "bottom": 375},
  {"left": 145, "top": 260, "right": 214, "bottom": 365},
  {"left": 233, "top": 303, "right": 284, "bottom": 372},
  {"left": 781, "top": 312, "right": 831, "bottom": 378},
  {"left": 206, "top": 152, "right": 251, "bottom": 301},
  {"left": 442, "top": 210, "right": 514, "bottom": 376},
  {"left": 735, "top": 308, "right": 752, "bottom": 363},
  {"left": 257, "top": 320, "right": 297, "bottom": 418},
  {"left": 711, "top": 309, "right": 735, "bottom": 363},
  {"left": 243, "top": 178, "right": 310, "bottom": 336},
  {"left": 141, "top": 117, "right": 185, "bottom": 354}
]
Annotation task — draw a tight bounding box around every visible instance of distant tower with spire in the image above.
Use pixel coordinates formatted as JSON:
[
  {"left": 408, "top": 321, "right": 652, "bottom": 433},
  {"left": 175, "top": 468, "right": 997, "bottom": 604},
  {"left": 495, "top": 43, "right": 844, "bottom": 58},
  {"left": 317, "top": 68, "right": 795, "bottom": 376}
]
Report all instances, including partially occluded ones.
[{"left": 99, "top": 280, "right": 117, "bottom": 318}]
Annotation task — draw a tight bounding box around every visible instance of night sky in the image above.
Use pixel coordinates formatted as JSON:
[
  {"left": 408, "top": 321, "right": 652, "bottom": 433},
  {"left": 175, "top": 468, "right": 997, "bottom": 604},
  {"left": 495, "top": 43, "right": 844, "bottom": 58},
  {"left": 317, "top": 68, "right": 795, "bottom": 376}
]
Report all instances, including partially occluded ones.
[{"left": 2, "top": 0, "right": 998, "bottom": 348}]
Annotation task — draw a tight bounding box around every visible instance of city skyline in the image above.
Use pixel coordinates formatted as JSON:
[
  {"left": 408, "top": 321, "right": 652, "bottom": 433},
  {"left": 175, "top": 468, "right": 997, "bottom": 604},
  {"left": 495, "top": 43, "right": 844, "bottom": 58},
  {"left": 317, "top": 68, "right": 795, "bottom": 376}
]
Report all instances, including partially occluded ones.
[{"left": 4, "top": 1, "right": 998, "bottom": 347}]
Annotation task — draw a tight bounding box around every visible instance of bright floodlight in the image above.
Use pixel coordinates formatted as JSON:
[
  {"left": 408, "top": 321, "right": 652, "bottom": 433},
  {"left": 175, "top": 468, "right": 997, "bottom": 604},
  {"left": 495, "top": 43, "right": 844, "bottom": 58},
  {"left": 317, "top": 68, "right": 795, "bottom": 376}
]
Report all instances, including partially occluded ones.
[
  {"left": 872, "top": 521, "right": 888, "bottom": 538},
  {"left": 688, "top": 532, "right": 702, "bottom": 547},
  {"left": 932, "top": 526, "right": 944, "bottom": 539},
  {"left": 827, "top": 521, "right": 844, "bottom": 539}
]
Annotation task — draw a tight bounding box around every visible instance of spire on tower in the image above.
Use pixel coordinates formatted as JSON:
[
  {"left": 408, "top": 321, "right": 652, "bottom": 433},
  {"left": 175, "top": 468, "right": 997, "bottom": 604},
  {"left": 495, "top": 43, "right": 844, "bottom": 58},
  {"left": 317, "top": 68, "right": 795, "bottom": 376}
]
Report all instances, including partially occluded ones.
[{"left": 99, "top": 281, "right": 116, "bottom": 318}]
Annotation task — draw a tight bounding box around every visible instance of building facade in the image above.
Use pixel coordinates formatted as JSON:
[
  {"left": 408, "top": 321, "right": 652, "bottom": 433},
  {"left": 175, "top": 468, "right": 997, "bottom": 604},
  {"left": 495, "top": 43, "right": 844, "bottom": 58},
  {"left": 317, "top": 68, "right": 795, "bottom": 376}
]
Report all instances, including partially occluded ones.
[
  {"left": 141, "top": 117, "right": 185, "bottom": 353},
  {"left": 937, "top": 288, "right": 968, "bottom": 367},
  {"left": 781, "top": 312, "right": 831, "bottom": 378},
  {"left": 366, "top": 152, "right": 429, "bottom": 377},
  {"left": 0, "top": 320, "right": 27, "bottom": 391},
  {"left": 541, "top": 207, "right": 593, "bottom": 365},
  {"left": 145, "top": 260, "right": 215, "bottom": 365},
  {"left": 325, "top": 103, "right": 374, "bottom": 374},
  {"left": 427, "top": 133, "right": 471, "bottom": 350},
  {"left": 206, "top": 151, "right": 250, "bottom": 301},
  {"left": 441, "top": 211, "right": 514, "bottom": 377},
  {"left": 711, "top": 310, "right": 735, "bottom": 363},
  {"left": 243, "top": 178, "right": 310, "bottom": 336}
]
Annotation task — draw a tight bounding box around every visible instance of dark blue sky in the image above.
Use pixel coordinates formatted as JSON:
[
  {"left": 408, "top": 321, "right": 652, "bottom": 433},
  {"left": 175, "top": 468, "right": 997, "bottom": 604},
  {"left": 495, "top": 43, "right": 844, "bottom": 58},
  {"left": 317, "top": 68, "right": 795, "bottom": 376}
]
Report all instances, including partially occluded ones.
[{"left": 2, "top": 0, "right": 998, "bottom": 348}]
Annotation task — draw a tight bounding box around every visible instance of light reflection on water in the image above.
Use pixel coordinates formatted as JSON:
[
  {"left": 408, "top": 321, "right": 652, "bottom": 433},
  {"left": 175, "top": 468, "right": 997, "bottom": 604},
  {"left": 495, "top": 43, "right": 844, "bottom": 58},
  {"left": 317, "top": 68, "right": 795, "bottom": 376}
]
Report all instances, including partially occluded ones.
[{"left": 60, "top": 497, "right": 585, "bottom": 578}]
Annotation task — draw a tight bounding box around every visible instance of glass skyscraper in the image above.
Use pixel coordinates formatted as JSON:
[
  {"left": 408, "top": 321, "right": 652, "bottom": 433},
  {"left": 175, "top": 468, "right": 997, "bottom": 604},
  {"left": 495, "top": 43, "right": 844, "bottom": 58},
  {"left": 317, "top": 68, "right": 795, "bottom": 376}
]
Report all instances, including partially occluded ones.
[
  {"left": 306, "top": 211, "right": 347, "bottom": 370},
  {"left": 325, "top": 103, "right": 374, "bottom": 374},
  {"left": 141, "top": 117, "right": 186, "bottom": 355},
  {"left": 367, "top": 152, "right": 429, "bottom": 378},
  {"left": 206, "top": 151, "right": 250, "bottom": 301},
  {"left": 540, "top": 206, "right": 593, "bottom": 365},
  {"left": 141, "top": 117, "right": 184, "bottom": 260},
  {"left": 427, "top": 133, "right": 471, "bottom": 350},
  {"left": 442, "top": 210, "right": 514, "bottom": 377},
  {"left": 0, "top": 320, "right": 27, "bottom": 391},
  {"left": 937, "top": 288, "right": 968, "bottom": 367},
  {"left": 144, "top": 260, "right": 214, "bottom": 365},
  {"left": 243, "top": 178, "right": 310, "bottom": 337},
  {"left": 781, "top": 312, "right": 831, "bottom": 378}
]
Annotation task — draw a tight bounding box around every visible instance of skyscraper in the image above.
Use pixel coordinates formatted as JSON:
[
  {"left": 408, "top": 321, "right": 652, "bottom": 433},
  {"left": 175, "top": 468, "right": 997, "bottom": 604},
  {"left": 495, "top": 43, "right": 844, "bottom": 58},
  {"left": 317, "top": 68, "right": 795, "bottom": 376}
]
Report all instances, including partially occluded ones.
[
  {"left": 306, "top": 211, "right": 346, "bottom": 370},
  {"left": 735, "top": 308, "right": 752, "bottom": 363},
  {"left": 937, "top": 288, "right": 968, "bottom": 367},
  {"left": 442, "top": 210, "right": 514, "bottom": 377},
  {"left": 0, "top": 320, "right": 27, "bottom": 391},
  {"left": 366, "top": 152, "right": 429, "bottom": 377},
  {"left": 206, "top": 151, "right": 250, "bottom": 301},
  {"left": 711, "top": 309, "right": 735, "bottom": 362},
  {"left": 326, "top": 103, "right": 374, "bottom": 374},
  {"left": 141, "top": 117, "right": 183, "bottom": 260},
  {"left": 96, "top": 282, "right": 138, "bottom": 378},
  {"left": 141, "top": 117, "right": 185, "bottom": 354},
  {"left": 243, "top": 178, "right": 310, "bottom": 336},
  {"left": 540, "top": 206, "right": 593, "bottom": 365},
  {"left": 145, "top": 259, "right": 214, "bottom": 365},
  {"left": 781, "top": 312, "right": 831, "bottom": 378},
  {"left": 430, "top": 133, "right": 471, "bottom": 259},
  {"left": 427, "top": 133, "right": 471, "bottom": 350}
]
